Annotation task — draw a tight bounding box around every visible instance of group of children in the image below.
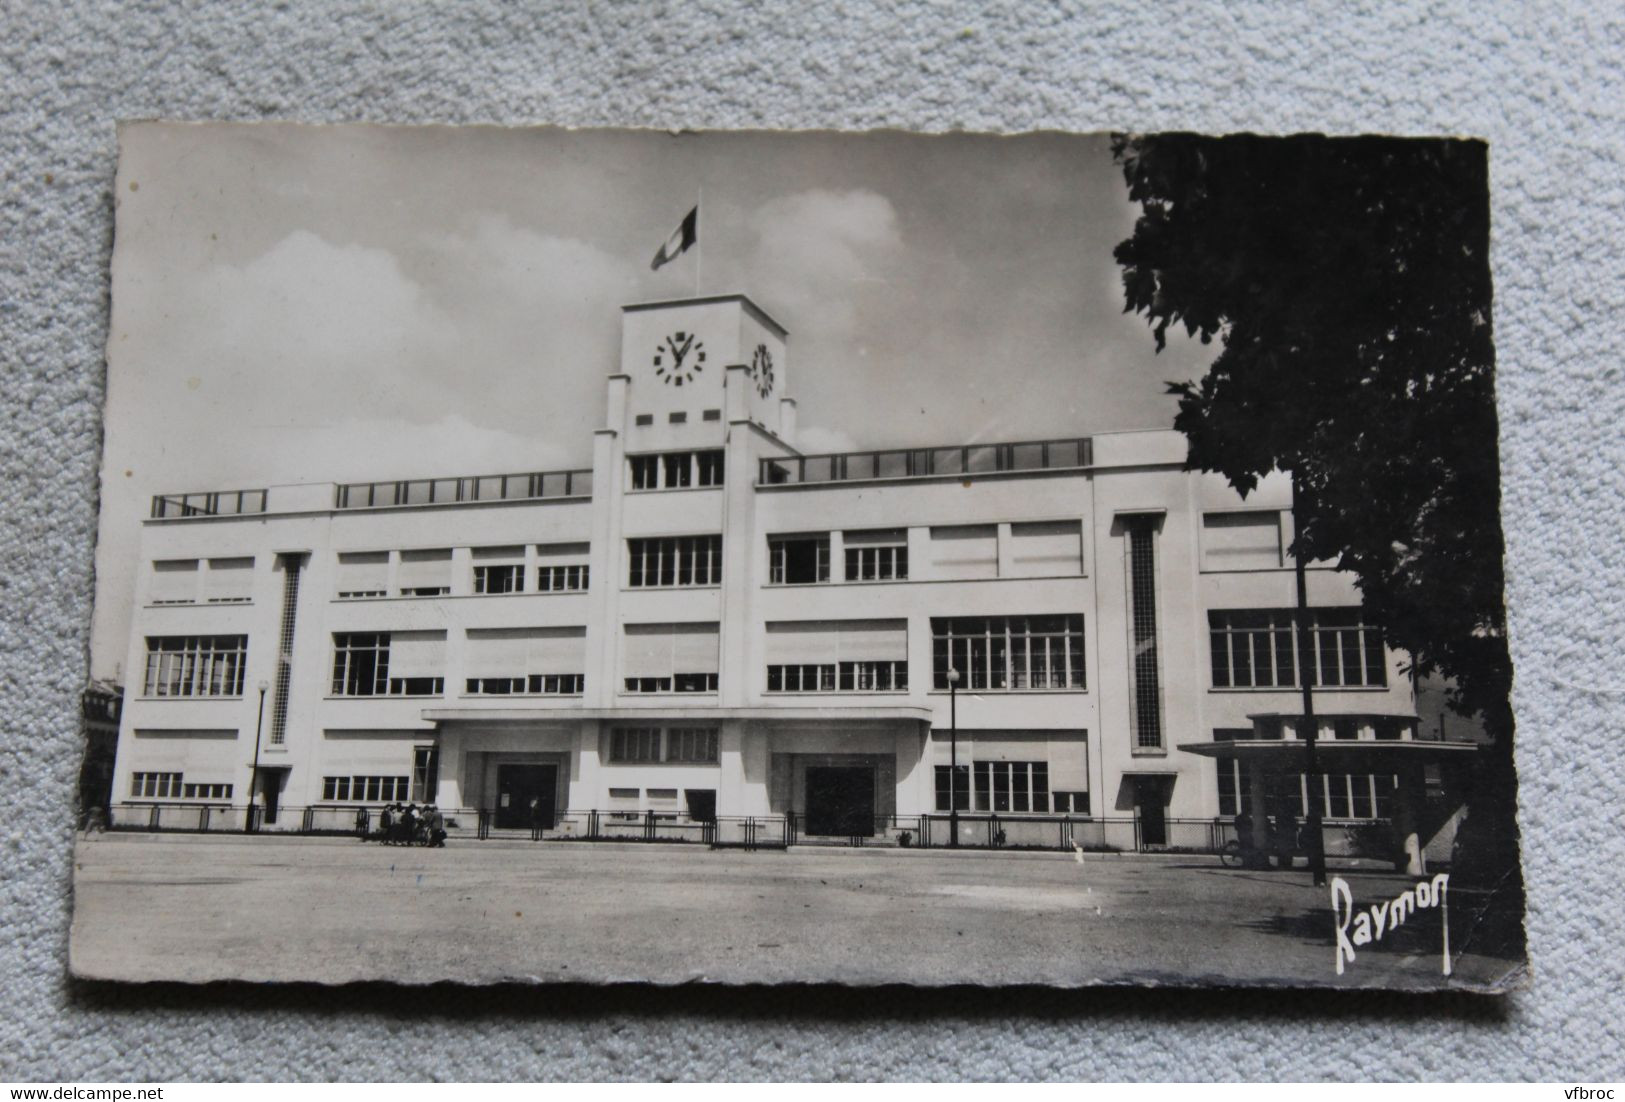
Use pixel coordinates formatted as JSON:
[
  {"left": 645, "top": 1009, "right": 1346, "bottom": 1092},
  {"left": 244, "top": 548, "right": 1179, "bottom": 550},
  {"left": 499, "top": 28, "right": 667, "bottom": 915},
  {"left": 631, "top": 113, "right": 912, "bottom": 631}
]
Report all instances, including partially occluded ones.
[{"left": 359, "top": 802, "right": 447, "bottom": 847}]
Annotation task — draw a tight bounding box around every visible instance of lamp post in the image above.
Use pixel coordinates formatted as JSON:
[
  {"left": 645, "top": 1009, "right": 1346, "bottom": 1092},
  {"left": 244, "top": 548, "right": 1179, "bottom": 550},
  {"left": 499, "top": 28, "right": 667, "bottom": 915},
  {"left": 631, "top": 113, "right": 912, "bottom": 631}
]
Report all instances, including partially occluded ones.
[
  {"left": 246, "top": 679, "right": 269, "bottom": 833},
  {"left": 947, "top": 667, "right": 960, "bottom": 848}
]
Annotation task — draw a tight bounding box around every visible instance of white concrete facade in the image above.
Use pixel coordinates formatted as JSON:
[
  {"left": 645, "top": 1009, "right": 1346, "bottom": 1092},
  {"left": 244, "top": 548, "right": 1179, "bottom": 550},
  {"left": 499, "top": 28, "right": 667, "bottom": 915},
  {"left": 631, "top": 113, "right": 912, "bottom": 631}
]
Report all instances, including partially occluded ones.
[{"left": 110, "top": 293, "right": 1418, "bottom": 837}]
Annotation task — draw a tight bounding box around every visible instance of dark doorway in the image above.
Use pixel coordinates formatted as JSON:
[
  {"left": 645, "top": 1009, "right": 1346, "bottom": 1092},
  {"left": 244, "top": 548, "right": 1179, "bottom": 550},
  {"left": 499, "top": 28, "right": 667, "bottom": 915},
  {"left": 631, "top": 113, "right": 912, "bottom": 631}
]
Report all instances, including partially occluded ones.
[
  {"left": 261, "top": 768, "right": 287, "bottom": 826},
  {"left": 685, "top": 788, "right": 716, "bottom": 822},
  {"left": 804, "top": 766, "right": 875, "bottom": 836},
  {"left": 1135, "top": 777, "right": 1168, "bottom": 847},
  {"left": 495, "top": 763, "right": 557, "bottom": 830}
]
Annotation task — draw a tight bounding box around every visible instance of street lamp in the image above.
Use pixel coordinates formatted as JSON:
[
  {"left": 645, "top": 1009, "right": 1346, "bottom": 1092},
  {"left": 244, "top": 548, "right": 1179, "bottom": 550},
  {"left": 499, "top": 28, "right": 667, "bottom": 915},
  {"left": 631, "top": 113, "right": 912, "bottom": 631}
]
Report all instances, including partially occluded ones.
[
  {"left": 246, "top": 679, "right": 270, "bottom": 833},
  {"left": 947, "top": 667, "right": 960, "bottom": 848}
]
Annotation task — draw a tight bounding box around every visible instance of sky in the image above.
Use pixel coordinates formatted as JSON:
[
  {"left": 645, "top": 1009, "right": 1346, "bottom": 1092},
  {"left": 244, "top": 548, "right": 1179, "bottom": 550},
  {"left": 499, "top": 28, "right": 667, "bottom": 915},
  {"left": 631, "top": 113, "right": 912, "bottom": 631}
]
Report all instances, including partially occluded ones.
[{"left": 92, "top": 124, "right": 1214, "bottom": 679}]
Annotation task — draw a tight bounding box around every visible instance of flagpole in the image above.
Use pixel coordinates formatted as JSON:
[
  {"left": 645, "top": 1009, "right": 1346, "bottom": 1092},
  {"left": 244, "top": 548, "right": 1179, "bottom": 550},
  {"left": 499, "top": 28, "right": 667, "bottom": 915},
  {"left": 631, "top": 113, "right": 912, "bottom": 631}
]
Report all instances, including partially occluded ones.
[{"left": 694, "top": 188, "right": 702, "bottom": 297}]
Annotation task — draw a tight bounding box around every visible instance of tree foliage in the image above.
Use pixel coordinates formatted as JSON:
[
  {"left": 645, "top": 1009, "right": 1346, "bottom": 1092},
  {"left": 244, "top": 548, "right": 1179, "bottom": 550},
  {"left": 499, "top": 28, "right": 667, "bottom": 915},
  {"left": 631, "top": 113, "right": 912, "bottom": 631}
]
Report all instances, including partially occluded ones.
[{"left": 1112, "top": 133, "right": 1510, "bottom": 741}]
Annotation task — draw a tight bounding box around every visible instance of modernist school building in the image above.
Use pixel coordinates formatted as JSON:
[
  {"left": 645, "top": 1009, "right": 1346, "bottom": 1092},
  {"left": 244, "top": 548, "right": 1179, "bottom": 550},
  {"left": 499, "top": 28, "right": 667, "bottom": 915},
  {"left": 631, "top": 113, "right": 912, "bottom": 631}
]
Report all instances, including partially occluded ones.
[{"left": 111, "top": 292, "right": 1454, "bottom": 851}]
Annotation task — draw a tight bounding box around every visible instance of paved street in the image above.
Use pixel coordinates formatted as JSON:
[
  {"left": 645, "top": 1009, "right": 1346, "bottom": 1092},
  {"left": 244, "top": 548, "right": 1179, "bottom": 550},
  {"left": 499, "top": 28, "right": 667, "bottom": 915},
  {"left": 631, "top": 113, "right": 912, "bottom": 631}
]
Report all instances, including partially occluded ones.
[{"left": 70, "top": 833, "right": 1517, "bottom": 990}]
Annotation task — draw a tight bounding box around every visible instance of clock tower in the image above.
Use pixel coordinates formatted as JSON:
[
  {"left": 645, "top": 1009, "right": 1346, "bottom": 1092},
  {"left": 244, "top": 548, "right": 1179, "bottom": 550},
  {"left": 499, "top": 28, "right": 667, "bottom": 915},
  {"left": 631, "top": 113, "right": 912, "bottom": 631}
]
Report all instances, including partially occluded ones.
[{"left": 615, "top": 294, "right": 790, "bottom": 445}]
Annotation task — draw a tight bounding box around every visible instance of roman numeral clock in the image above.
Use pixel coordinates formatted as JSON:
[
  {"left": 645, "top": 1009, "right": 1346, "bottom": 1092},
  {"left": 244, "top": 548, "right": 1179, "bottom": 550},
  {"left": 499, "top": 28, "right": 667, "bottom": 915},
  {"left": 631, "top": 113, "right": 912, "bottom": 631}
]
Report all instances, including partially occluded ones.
[{"left": 652, "top": 330, "right": 706, "bottom": 386}]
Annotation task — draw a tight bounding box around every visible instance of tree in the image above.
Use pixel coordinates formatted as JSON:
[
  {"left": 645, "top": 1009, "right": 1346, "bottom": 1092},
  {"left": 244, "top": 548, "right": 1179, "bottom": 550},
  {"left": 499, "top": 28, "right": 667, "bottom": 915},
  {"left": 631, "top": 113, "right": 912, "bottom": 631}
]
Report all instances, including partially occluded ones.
[{"left": 1112, "top": 134, "right": 1520, "bottom": 906}]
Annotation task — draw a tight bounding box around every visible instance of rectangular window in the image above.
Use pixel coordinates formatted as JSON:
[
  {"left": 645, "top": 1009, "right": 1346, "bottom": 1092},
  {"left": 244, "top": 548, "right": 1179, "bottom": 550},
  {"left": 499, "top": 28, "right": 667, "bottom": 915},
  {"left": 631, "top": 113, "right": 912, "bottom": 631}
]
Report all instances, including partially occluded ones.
[
  {"left": 180, "top": 782, "right": 233, "bottom": 800},
  {"left": 336, "top": 551, "right": 389, "bottom": 599},
  {"left": 397, "top": 548, "right": 452, "bottom": 596},
  {"left": 204, "top": 557, "right": 254, "bottom": 603},
  {"left": 765, "top": 619, "right": 908, "bottom": 693},
  {"left": 150, "top": 559, "right": 199, "bottom": 604},
  {"left": 1202, "top": 511, "right": 1283, "bottom": 570},
  {"left": 843, "top": 528, "right": 908, "bottom": 581},
  {"left": 634, "top": 413, "right": 654, "bottom": 427},
  {"left": 662, "top": 452, "right": 692, "bottom": 488},
  {"left": 1212, "top": 728, "right": 1255, "bottom": 817},
  {"left": 412, "top": 746, "right": 439, "bottom": 803},
  {"left": 702, "top": 409, "right": 722, "bottom": 422},
  {"left": 630, "top": 454, "right": 660, "bottom": 489},
  {"left": 130, "top": 772, "right": 183, "bottom": 798},
  {"left": 473, "top": 564, "right": 524, "bottom": 594},
  {"left": 142, "top": 636, "right": 248, "bottom": 697},
  {"left": 332, "top": 633, "right": 389, "bottom": 695},
  {"left": 331, "top": 632, "right": 445, "bottom": 697},
  {"left": 536, "top": 564, "right": 588, "bottom": 591},
  {"left": 929, "top": 524, "right": 998, "bottom": 579},
  {"left": 472, "top": 546, "right": 526, "bottom": 595},
  {"left": 970, "top": 761, "right": 1049, "bottom": 813},
  {"left": 933, "top": 764, "right": 971, "bottom": 811},
  {"left": 1052, "top": 790, "right": 1090, "bottom": 815},
  {"left": 696, "top": 450, "right": 724, "bottom": 486},
  {"left": 610, "top": 727, "right": 662, "bottom": 763},
  {"left": 666, "top": 727, "right": 719, "bottom": 764},
  {"left": 1125, "top": 518, "right": 1164, "bottom": 749},
  {"left": 621, "top": 622, "right": 720, "bottom": 693},
  {"left": 464, "top": 626, "right": 586, "bottom": 695},
  {"left": 769, "top": 534, "right": 830, "bottom": 584},
  {"left": 536, "top": 543, "right": 590, "bottom": 591},
  {"left": 1008, "top": 520, "right": 1083, "bottom": 577},
  {"left": 321, "top": 775, "right": 409, "bottom": 802},
  {"left": 1208, "top": 608, "right": 1387, "bottom": 689},
  {"left": 627, "top": 536, "right": 722, "bottom": 587},
  {"left": 930, "top": 616, "right": 1085, "bottom": 691}
]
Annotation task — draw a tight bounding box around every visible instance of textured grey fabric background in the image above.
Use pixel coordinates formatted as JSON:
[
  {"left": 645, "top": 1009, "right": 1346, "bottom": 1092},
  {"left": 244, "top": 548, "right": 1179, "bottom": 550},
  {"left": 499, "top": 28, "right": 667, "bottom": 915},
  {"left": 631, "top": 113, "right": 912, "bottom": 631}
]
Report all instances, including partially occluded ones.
[{"left": 2, "top": 0, "right": 1621, "bottom": 1082}]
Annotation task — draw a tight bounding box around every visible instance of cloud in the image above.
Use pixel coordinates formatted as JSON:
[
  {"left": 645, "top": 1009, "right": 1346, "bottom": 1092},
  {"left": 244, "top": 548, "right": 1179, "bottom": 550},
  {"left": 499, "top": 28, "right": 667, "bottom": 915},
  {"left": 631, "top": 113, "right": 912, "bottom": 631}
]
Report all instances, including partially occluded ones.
[
  {"left": 792, "top": 425, "right": 861, "bottom": 455},
  {"left": 747, "top": 189, "right": 902, "bottom": 336}
]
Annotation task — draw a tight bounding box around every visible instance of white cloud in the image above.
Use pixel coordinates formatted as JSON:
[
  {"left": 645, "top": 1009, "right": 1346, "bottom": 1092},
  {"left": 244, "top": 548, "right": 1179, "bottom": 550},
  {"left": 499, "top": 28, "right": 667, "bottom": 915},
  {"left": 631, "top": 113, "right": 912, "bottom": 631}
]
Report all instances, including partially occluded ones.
[
  {"left": 792, "top": 425, "right": 861, "bottom": 455},
  {"left": 747, "top": 189, "right": 902, "bottom": 336}
]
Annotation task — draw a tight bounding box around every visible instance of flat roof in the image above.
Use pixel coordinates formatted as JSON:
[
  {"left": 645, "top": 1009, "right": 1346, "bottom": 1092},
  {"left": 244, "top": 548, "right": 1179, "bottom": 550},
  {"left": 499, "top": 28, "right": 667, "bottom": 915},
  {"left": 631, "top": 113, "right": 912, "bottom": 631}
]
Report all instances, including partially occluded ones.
[{"left": 1178, "top": 739, "right": 1478, "bottom": 767}]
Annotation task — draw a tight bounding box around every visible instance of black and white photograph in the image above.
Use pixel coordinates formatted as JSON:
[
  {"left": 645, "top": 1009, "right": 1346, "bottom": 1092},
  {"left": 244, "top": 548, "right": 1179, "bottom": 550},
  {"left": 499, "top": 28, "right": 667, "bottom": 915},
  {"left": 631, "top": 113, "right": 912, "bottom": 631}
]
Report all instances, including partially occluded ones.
[{"left": 69, "top": 123, "right": 1527, "bottom": 992}]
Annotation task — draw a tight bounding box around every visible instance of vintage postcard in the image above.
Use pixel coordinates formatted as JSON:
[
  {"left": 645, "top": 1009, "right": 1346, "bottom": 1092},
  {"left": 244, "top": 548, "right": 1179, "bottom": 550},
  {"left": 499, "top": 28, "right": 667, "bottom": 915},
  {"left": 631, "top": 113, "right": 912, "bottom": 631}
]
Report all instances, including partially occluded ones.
[{"left": 71, "top": 124, "right": 1526, "bottom": 990}]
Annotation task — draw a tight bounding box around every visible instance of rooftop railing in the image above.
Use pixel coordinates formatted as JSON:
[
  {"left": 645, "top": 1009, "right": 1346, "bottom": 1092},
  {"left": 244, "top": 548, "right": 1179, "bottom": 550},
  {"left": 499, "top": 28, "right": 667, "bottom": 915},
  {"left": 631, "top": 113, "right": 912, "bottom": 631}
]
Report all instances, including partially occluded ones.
[
  {"left": 150, "top": 488, "right": 269, "bottom": 519},
  {"left": 758, "top": 437, "right": 1093, "bottom": 487},
  {"left": 334, "top": 468, "right": 593, "bottom": 510}
]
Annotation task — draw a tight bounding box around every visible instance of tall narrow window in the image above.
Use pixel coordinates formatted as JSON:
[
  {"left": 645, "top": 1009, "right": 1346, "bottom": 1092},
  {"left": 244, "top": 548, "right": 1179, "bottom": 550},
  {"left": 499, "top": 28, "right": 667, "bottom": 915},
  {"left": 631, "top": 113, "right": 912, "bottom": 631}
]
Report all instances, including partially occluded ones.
[
  {"left": 1125, "top": 518, "right": 1164, "bottom": 749},
  {"left": 268, "top": 553, "right": 304, "bottom": 745},
  {"left": 412, "top": 746, "right": 439, "bottom": 803}
]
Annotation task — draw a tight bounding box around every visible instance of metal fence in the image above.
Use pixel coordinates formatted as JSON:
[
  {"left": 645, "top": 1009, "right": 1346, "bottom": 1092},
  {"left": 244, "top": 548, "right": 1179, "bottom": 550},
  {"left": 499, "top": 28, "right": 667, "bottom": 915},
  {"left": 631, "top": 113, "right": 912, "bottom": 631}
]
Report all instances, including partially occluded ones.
[
  {"left": 105, "top": 803, "right": 1387, "bottom": 857},
  {"left": 759, "top": 437, "right": 1093, "bottom": 487}
]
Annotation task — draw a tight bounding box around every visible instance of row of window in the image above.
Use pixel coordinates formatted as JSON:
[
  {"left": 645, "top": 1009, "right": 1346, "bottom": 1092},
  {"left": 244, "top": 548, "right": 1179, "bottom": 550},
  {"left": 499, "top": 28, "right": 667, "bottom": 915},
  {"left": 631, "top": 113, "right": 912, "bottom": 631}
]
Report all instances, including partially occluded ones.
[
  {"left": 152, "top": 511, "right": 1297, "bottom": 608},
  {"left": 766, "top": 661, "right": 908, "bottom": 693},
  {"left": 608, "top": 726, "right": 719, "bottom": 764},
  {"left": 1209, "top": 609, "right": 1388, "bottom": 688},
  {"left": 336, "top": 546, "right": 589, "bottom": 600},
  {"left": 129, "top": 772, "right": 232, "bottom": 800},
  {"left": 1216, "top": 762, "right": 1398, "bottom": 821},
  {"left": 138, "top": 610, "right": 1383, "bottom": 701},
  {"left": 629, "top": 450, "right": 724, "bottom": 490},
  {"left": 930, "top": 761, "right": 1090, "bottom": 815}
]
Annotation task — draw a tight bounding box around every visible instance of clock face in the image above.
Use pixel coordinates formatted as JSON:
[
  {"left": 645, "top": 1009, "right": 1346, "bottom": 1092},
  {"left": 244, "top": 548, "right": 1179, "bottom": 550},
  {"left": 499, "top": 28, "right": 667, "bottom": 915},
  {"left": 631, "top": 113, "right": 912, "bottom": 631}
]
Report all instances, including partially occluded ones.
[
  {"left": 652, "top": 330, "right": 706, "bottom": 386},
  {"left": 751, "top": 343, "right": 775, "bottom": 399}
]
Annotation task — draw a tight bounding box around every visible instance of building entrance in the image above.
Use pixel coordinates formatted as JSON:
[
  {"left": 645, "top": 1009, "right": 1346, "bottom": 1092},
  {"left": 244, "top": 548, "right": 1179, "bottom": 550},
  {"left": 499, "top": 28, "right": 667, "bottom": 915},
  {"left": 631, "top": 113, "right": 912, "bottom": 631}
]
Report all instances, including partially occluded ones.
[
  {"left": 495, "top": 763, "right": 557, "bottom": 830},
  {"left": 804, "top": 765, "right": 875, "bottom": 836}
]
